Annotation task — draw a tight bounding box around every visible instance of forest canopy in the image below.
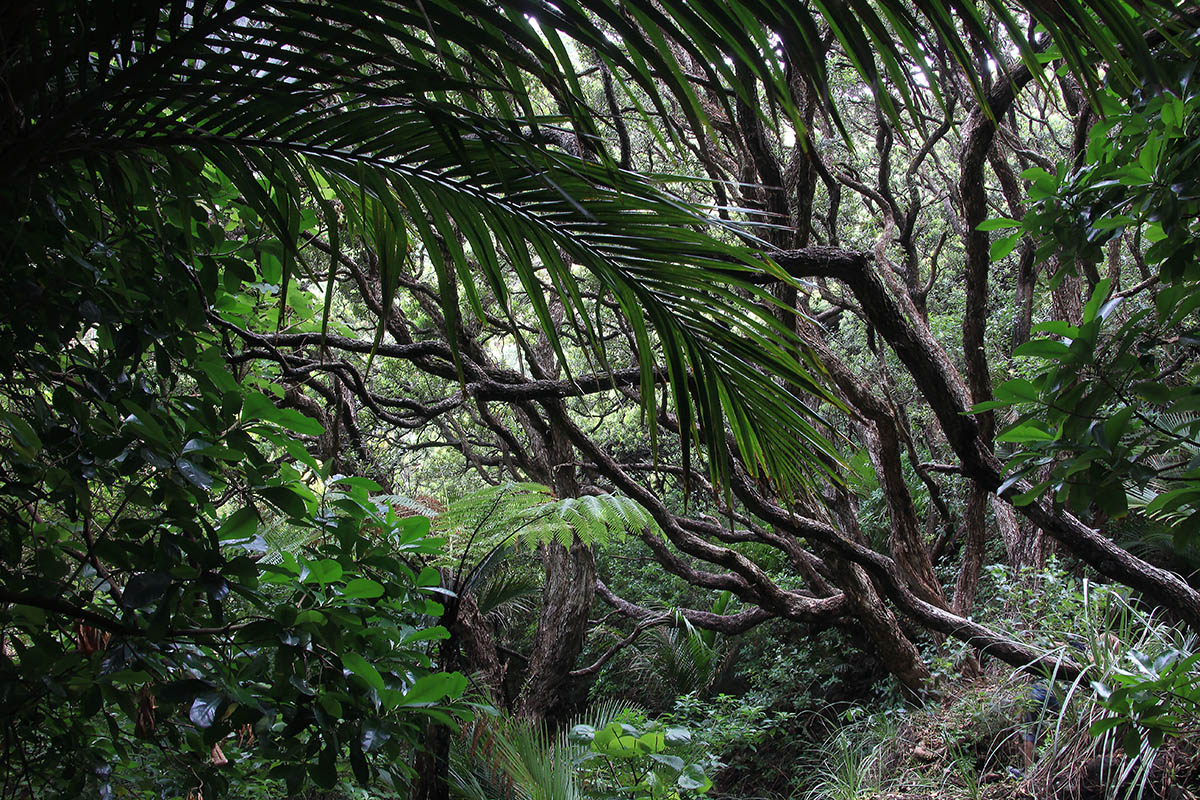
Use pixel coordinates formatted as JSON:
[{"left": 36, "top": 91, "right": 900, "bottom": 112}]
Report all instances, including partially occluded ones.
[{"left": 2, "top": 1, "right": 1200, "bottom": 798}]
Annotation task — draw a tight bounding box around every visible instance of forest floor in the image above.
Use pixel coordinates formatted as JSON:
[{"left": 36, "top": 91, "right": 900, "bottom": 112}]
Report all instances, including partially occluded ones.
[{"left": 714, "top": 667, "right": 1200, "bottom": 800}]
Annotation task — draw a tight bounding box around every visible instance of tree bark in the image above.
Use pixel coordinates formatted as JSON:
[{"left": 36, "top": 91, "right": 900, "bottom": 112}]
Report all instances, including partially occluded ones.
[
  {"left": 514, "top": 402, "right": 596, "bottom": 726},
  {"left": 951, "top": 484, "right": 988, "bottom": 616},
  {"left": 775, "top": 247, "right": 1200, "bottom": 632},
  {"left": 823, "top": 491, "right": 933, "bottom": 695}
]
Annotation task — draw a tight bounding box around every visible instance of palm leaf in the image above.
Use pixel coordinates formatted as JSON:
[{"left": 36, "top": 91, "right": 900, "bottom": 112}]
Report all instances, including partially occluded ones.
[{"left": 8, "top": 0, "right": 1195, "bottom": 500}]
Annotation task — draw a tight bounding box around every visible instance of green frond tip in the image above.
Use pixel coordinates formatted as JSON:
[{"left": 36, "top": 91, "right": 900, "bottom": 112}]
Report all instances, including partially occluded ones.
[
  {"left": 434, "top": 483, "right": 661, "bottom": 553},
  {"left": 515, "top": 493, "right": 662, "bottom": 549}
]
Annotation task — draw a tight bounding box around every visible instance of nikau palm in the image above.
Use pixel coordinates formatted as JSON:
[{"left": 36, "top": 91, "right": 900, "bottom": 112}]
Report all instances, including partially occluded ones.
[
  {"left": 3, "top": 1, "right": 1200, "bottom": 798},
  {"left": 6, "top": 0, "right": 1192, "bottom": 497}
]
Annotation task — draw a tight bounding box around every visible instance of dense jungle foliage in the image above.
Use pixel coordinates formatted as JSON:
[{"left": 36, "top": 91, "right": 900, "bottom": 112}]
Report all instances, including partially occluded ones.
[{"left": 2, "top": 1, "right": 1200, "bottom": 799}]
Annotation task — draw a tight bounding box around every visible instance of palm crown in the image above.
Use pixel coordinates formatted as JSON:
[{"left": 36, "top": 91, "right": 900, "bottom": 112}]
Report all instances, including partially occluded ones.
[{"left": 6, "top": 0, "right": 1192, "bottom": 496}]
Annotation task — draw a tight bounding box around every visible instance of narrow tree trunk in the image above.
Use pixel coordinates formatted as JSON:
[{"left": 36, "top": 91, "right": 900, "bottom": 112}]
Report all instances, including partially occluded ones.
[
  {"left": 952, "top": 485, "right": 989, "bottom": 617},
  {"left": 515, "top": 538, "right": 596, "bottom": 724},
  {"left": 824, "top": 491, "right": 931, "bottom": 695},
  {"left": 514, "top": 413, "right": 596, "bottom": 726},
  {"left": 1009, "top": 245, "right": 1037, "bottom": 355}
]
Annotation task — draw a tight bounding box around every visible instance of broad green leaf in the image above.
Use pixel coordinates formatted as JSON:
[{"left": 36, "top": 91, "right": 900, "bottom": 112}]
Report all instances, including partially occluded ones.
[
  {"left": 343, "top": 653, "right": 385, "bottom": 691},
  {"left": 398, "top": 672, "right": 467, "bottom": 706},
  {"left": 342, "top": 578, "right": 385, "bottom": 599}
]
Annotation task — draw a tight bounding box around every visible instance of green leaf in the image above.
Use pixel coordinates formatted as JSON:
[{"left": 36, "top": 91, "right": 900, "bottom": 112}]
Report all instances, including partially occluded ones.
[
  {"left": 1123, "top": 727, "right": 1142, "bottom": 757},
  {"left": 996, "top": 423, "right": 1056, "bottom": 444},
  {"left": 976, "top": 217, "right": 1022, "bottom": 231},
  {"left": 1013, "top": 339, "right": 1073, "bottom": 360},
  {"left": 301, "top": 559, "right": 343, "bottom": 585},
  {"left": 218, "top": 507, "right": 259, "bottom": 541},
  {"left": 1089, "top": 717, "right": 1124, "bottom": 736},
  {"left": 1021, "top": 166, "right": 1059, "bottom": 194},
  {"left": 122, "top": 572, "right": 172, "bottom": 609},
  {"left": 343, "top": 653, "right": 385, "bottom": 690},
  {"left": 990, "top": 232, "right": 1021, "bottom": 261},
  {"left": 593, "top": 721, "right": 643, "bottom": 758},
  {"left": 189, "top": 692, "right": 222, "bottom": 729},
  {"left": 1, "top": 412, "right": 42, "bottom": 457},
  {"left": 342, "top": 578, "right": 385, "bottom": 599},
  {"left": 260, "top": 486, "right": 310, "bottom": 518},
  {"left": 994, "top": 379, "right": 1041, "bottom": 404},
  {"left": 569, "top": 724, "right": 596, "bottom": 743},
  {"left": 664, "top": 726, "right": 692, "bottom": 745},
  {"left": 399, "top": 672, "right": 467, "bottom": 706},
  {"left": 677, "top": 763, "right": 712, "bottom": 792},
  {"left": 242, "top": 392, "right": 326, "bottom": 436},
  {"left": 1030, "top": 320, "right": 1079, "bottom": 338},
  {"left": 638, "top": 730, "right": 666, "bottom": 752},
  {"left": 175, "top": 458, "right": 213, "bottom": 489},
  {"left": 650, "top": 753, "right": 685, "bottom": 772},
  {"left": 361, "top": 722, "right": 391, "bottom": 754}
]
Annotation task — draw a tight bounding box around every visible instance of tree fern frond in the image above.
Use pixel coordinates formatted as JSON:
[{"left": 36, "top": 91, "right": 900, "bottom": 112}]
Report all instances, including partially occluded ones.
[
  {"left": 434, "top": 483, "right": 661, "bottom": 556},
  {"left": 256, "top": 518, "right": 312, "bottom": 565},
  {"left": 435, "top": 483, "right": 555, "bottom": 551},
  {"left": 513, "top": 493, "right": 661, "bottom": 549}
]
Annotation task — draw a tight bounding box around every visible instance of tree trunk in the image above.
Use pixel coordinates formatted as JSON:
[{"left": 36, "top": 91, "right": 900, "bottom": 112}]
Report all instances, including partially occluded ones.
[
  {"left": 824, "top": 491, "right": 932, "bottom": 695},
  {"left": 515, "top": 538, "right": 597, "bottom": 725},
  {"left": 952, "top": 484, "right": 989, "bottom": 617},
  {"left": 514, "top": 408, "right": 597, "bottom": 726}
]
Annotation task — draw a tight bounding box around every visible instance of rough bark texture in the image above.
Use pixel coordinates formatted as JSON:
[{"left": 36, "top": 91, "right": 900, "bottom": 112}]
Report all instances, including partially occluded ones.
[
  {"left": 824, "top": 493, "right": 934, "bottom": 695},
  {"left": 951, "top": 484, "right": 989, "bottom": 616},
  {"left": 775, "top": 248, "right": 1200, "bottom": 632},
  {"left": 731, "top": 472, "right": 1086, "bottom": 681},
  {"left": 515, "top": 538, "right": 597, "bottom": 724},
  {"left": 514, "top": 403, "right": 596, "bottom": 725},
  {"left": 797, "top": 323, "right": 946, "bottom": 608}
]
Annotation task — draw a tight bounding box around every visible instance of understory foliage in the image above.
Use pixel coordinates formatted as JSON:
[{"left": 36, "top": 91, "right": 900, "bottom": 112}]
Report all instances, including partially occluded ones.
[
  {"left": 3, "top": 1, "right": 1200, "bottom": 799},
  {"left": 0, "top": 153, "right": 466, "bottom": 796},
  {"left": 989, "top": 66, "right": 1200, "bottom": 534}
]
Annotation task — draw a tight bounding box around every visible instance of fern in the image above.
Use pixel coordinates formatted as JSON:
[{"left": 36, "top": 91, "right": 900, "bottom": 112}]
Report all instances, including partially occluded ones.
[
  {"left": 374, "top": 493, "right": 443, "bottom": 519},
  {"left": 254, "top": 518, "right": 310, "bottom": 566},
  {"left": 515, "top": 493, "right": 659, "bottom": 549},
  {"left": 448, "top": 699, "right": 635, "bottom": 800},
  {"left": 436, "top": 483, "right": 661, "bottom": 556}
]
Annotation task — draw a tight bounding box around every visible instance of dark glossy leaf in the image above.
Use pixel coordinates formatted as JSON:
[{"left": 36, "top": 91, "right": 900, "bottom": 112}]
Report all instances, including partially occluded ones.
[
  {"left": 399, "top": 672, "right": 467, "bottom": 706},
  {"left": 121, "top": 573, "right": 172, "bottom": 609},
  {"left": 361, "top": 722, "right": 391, "bottom": 754},
  {"left": 218, "top": 507, "right": 259, "bottom": 541},
  {"left": 343, "top": 653, "right": 385, "bottom": 691},
  {"left": 175, "top": 457, "right": 213, "bottom": 489},
  {"left": 189, "top": 692, "right": 222, "bottom": 729}
]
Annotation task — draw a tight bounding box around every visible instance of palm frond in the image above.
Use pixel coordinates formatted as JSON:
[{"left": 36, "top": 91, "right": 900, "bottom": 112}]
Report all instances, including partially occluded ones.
[
  {"left": 449, "top": 699, "right": 636, "bottom": 800},
  {"left": 474, "top": 568, "right": 542, "bottom": 621},
  {"left": 8, "top": 1, "right": 1196, "bottom": 501},
  {"left": 636, "top": 626, "right": 722, "bottom": 698},
  {"left": 451, "top": 713, "right": 582, "bottom": 800}
]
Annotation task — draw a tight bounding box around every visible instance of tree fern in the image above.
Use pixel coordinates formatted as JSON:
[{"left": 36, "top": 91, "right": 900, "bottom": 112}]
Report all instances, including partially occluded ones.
[
  {"left": 1123, "top": 411, "right": 1200, "bottom": 529},
  {"left": 435, "top": 483, "right": 661, "bottom": 556},
  {"left": 516, "top": 494, "right": 660, "bottom": 549},
  {"left": 474, "top": 567, "right": 542, "bottom": 625}
]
